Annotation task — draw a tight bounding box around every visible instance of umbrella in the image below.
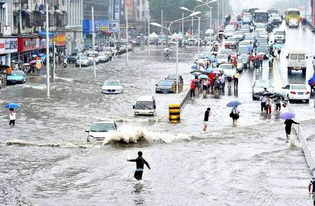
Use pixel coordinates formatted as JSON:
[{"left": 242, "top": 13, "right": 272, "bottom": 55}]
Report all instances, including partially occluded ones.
[
  {"left": 190, "top": 70, "right": 202, "bottom": 75},
  {"left": 38, "top": 53, "right": 46, "bottom": 57},
  {"left": 226, "top": 100, "right": 242, "bottom": 107},
  {"left": 272, "top": 92, "right": 286, "bottom": 99},
  {"left": 308, "top": 74, "right": 315, "bottom": 86},
  {"left": 198, "top": 74, "right": 208, "bottom": 79},
  {"left": 191, "top": 65, "right": 199, "bottom": 70},
  {"left": 205, "top": 68, "right": 216, "bottom": 73},
  {"left": 272, "top": 43, "right": 283, "bottom": 50},
  {"left": 212, "top": 70, "right": 221, "bottom": 74},
  {"left": 32, "top": 54, "right": 38, "bottom": 57},
  {"left": 5, "top": 103, "right": 21, "bottom": 109},
  {"left": 280, "top": 112, "right": 295, "bottom": 120},
  {"left": 29, "top": 60, "right": 37, "bottom": 64}
]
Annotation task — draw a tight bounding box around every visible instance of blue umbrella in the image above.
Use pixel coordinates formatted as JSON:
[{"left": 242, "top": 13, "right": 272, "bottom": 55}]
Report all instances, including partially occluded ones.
[
  {"left": 191, "top": 65, "right": 199, "bottom": 70},
  {"left": 280, "top": 112, "right": 295, "bottom": 120},
  {"left": 5, "top": 103, "right": 21, "bottom": 109},
  {"left": 273, "top": 43, "right": 283, "bottom": 50},
  {"left": 308, "top": 74, "right": 315, "bottom": 86},
  {"left": 198, "top": 74, "right": 208, "bottom": 79},
  {"left": 226, "top": 100, "right": 242, "bottom": 107},
  {"left": 205, "top": 68, "right": 216, "bottom": 73}
]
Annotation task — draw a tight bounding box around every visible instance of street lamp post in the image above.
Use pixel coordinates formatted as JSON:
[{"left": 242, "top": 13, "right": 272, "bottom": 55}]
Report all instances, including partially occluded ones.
[
  {"left": 92, "top": 7, "right": 96, "bottom": 79},
  {"left": 198, "top": 17, "right": 200, "bottom": 54},
  {"left": 46, "top": 2, "right": 50, "bottom": 98},
  {"left": 151, "top": 11, "right": 201, "bottom": 102},
  {"left": 125, "top": 6, "right": 129, "bottom": 66},
  {"left": 148, "top": 17, "right": 151, "bottom": 56}
]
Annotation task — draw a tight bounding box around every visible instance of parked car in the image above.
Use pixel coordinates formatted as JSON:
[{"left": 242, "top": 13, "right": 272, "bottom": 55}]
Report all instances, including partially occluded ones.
[
  {"left": 101, "top": 80, "right": 123, "bottom": 94},
  {"left": 155, "top": 79, "right": 176, "bottom": 93},
  {"left": 252, "top": 79, "right": 274, "bottom": 100},
  {"left": 166, "top": 74, "right": 184, "bottom": 93},
  {"left": 274, "top": 30, "right": 286, "bottom": 43},
  {"left": 98, "top": 52, "right": 110, "bottom": 63},
  {"left": 87, "top": 51, "right": 100, "bottom": 64},
  {"left": 6, "top": 70, "right": 26, "bottom": 85},
  {"left": 75, "top": 56, "right": 92, "bottom": 67},
  {"left": 67, "top": 53, "right": 79, "bottom": 63},
  {"left": 217, "top": 54, "right": 229, "bottom": 65},
  {"left": 282, "top": 84, "right": 310, "bottom": 103},
  {"left": 86, "top": 121, "right": 117, "bottom": 142}
]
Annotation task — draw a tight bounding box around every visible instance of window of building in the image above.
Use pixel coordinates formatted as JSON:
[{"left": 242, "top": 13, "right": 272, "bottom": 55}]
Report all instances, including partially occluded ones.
[
  {"left": 142, "top": 11, "right": 144, "bottom": 18},
  {"left": 137, "top": 0, "right": 140, "bottom": 5},
  {"left": 137, "top": 11, "right": 140, "bottom": 18},
  {"left": 142, "top": 0, "right": 145, "bottom": 4}
]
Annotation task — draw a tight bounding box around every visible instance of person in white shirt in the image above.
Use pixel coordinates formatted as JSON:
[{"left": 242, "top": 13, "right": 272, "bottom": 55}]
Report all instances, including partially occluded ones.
[{"left": 9, "top": 108, "right": 16, "bottom": 126}]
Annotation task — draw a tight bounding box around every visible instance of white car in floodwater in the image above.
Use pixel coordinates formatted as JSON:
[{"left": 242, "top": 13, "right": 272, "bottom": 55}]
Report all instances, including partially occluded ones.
[{"left": 86, "top": 121, "right": 117, "bottom": 142}]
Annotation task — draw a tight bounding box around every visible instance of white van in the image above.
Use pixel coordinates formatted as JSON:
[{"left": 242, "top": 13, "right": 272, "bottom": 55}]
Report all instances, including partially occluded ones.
[
  {"left": 287, "top": 49, "right": 307, "bottom": 75},
  {"left": 133, "top": 95, "right": 156, "bottom": 116}
]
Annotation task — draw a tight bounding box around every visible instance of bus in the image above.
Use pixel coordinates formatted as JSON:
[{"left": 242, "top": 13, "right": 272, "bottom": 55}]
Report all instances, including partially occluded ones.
[
  {"left": 254, "top": 10, "right": 269, "bottom": 23},
  {"left": 285, "top": 8, "right": 301, "bottom": 26}
]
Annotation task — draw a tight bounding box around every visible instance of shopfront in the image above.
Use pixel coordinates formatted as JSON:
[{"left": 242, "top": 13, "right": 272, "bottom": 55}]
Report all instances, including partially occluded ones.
[
  {"left": 17, "top": 37, "right": 46, "bottom": 63},
  {"left": 0, "top": 38, "right": 18, "bottom": 66},
  {"left": 54, "top": 33, "right": 67, "bottom": 54}
]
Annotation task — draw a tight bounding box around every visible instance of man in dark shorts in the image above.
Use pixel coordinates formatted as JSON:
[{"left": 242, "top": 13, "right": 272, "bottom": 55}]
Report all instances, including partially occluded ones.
[
  {"left": 127, "top": 151, "right": 151, "bottom": 181},
  {"left": 309, "top": 177, "right": 315, "bottom": 206},
  {"left": 284, "top": 119, "right": 299, "bottom": 141},
  {"left": 203, "top": 107, "right": 211, "bottom": 131}
]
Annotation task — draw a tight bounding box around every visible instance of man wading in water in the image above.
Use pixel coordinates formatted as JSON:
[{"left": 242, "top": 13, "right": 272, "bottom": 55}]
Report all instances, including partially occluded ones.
[{"left": 127, "top": 151, "right": 151, "bottom": 181}]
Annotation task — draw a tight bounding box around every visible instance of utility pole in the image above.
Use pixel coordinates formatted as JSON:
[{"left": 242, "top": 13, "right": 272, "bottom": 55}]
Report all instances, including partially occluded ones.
[
  {"left": 19, "top": 0, "right": 22, "bottom": 34},
  {"left": 125, "top": 6, "right": 129, "bottom": 66},
  {"left": 210, "top": 7, "right": 212, "bottom": 38},
  {"left": 191, "top": 17, "right": 194, "bottom": 36},
  {"left": 182, "top": 12, "right": 184, "bottom": 34},
  {"left": 161, "top": 10, "right": 164, "bottom": 57},
  {"left": 46, "top": 2, "right": 50, "bottom": 97},
  {"left": 53, "top": 42, "right": 56, "bottom": 81},
  {"left": 198, "top": 17, "right": 200, "bottom": 54},
  {"left": 148, "top": 17, "right": 150, "bottom": 56},
  {"left": 92, "top": 7, "right": 96, "bottom": 79}
]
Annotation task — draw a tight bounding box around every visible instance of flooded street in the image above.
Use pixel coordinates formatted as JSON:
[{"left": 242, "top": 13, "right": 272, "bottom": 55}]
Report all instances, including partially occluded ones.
[{"left": 1, "top": 27, "right": 315, "bottom": 205}]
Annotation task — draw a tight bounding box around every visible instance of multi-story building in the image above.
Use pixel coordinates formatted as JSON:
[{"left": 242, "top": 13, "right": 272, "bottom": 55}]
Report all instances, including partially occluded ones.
[{"left": 134, "top": 0, "right": 149, "bottom": 22}]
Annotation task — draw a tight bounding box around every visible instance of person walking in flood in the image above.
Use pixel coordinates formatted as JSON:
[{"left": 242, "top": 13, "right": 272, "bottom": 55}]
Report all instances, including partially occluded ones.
[
  {"left": 230, "top": 106, "right": 240, "bottom": 127},
  {"left": 203, "top": 107, "right": 211, "bottom": 131},
  {"left": 309, "top": 177, "right": 315, "bottom": 206},
  {"left": 9, "top": 108, "right": 16, "bottom": 126},
  {"left": 284, "top": 119, "right": 299, "bottom": 141},
  {"left": 127, "top": 151, "right": 151, "bottom": 181}
]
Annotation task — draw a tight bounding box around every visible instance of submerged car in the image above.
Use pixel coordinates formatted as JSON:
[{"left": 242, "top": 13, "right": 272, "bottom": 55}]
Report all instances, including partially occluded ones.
[
  {"left": 6, "top": 70, "right": 26, "bottom": 85},
  {"left": 252, "top": 79, "right": 274, "bottom": 100},
  {"left": 86, "top": 121, "right": 117, "bottom": 142},
  {"left": 101, "top": 80, "right": 123, "bottom": 94},
  {"left": 155, "top": 79, "right": 176, "bottom": 93}
]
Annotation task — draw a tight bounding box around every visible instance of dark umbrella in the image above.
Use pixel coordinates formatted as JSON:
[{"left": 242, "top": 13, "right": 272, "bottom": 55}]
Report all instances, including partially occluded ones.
[{"left": 263, "top": 92, "right": 274, "bottom": 96}]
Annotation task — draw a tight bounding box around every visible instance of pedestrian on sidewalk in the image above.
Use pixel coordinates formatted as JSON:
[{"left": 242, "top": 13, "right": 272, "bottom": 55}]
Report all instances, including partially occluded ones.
[
  {"left": 233, "top": 72, "right": 239, "bottom": 89},
  {"left": 203, "top": 107, "right": 211, "bottom": 131},
  {"left": 190, "top": 80, "right": 196, "bottom": 98},
  {"left": 127, "top": 151, "right": 151, "bottom": 181},
  {"left": 230, "top": 106, "right": 240, "bottom": 127},
  {"left": 9, "top": 108, "right": 16, "bottom": 126},
  {"left": 309, "top": 177, "right": 315, "bottom": 206},
  {"left": 284, "top": 119, "right": 299, "bottom": 141}
]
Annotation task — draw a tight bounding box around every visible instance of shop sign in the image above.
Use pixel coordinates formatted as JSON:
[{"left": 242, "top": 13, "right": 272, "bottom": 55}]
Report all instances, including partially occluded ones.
[
  {"left": 54, "top": 34, "right": 66, "bottom": 46},
  {"left": 0, "top": 38, "right": 17, "bottom": 54}
]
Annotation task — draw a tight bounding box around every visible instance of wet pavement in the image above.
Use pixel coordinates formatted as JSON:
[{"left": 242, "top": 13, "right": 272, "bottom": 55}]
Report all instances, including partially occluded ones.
[{"left": 0, "top": 24, "right": 315, "bottom": 205}]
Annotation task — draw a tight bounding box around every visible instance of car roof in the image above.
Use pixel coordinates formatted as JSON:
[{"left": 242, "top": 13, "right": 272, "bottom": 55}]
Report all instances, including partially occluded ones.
[
  {"left": 288, "top": 49, "right": 306, "bottom": 54},
  {"left": 104, "top": 80, "right": 120, "bottom": 83},
  {"left": 92, "top": 121, "right": 116, "bottom": 124}
]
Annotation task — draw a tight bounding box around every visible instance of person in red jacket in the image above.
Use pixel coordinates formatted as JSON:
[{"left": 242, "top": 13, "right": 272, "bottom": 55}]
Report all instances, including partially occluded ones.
[{"left": 190, "top": 80, "right": 196, "bottom": 98}]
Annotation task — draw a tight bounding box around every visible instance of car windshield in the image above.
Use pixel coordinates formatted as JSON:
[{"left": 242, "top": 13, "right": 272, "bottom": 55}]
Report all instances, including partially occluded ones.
[
  {"left": 238, "top": 47, "right": 249, "bottom": 53},
  {"left": 290, "top": 54, "right": 297, "bottom": 60},
  {"left": 135, "top": 101, "right": 153, "bottom": 110},
  {"left": 259, "top": 31, "right": 267, "bottom": 35},
  {"left": 90, "top": 123, "right": 115, "bottom": 132},
  {"left": 240, "top": 41, "right": 251, "bottom": 45},
  {"left": 275, "top": 31, "right": 285, "bottom": 35},
  {"left": 225, "top": 28, "right": 235, "bottom": 32},
  {"left": 104, "top": 81, "right": 120, "bottom": 86},
  {"left": 257, "top": 46, "right": 269, "bottom": 52},
  {"left": 228, "top": 37, "right": 238, "bottom": 41},
  {"left": 298, "top": 54, "right": 305, "bottom": 60},
  {"left": 80, "top": 56, "right": 88, "bottom": 60},
  {"left": 159, "top": 81, "right": 173, "bottom": 86},
  {"left": 291, "top": 85, "right": 306, "bottom": 90},
  {"left": 219, "top": 64, "right": 233, "bottom": 70},
  {"left": 245, "top": 36, "right": 254, "bottom": 40},
  {"left": 221, "top": 49, "right": 232, "bottom": 54},
  {"left": 217, "top": 54, "right": 228, "bottom": 59},
  {"left": 11, "top": 71, "right": 24, "bottom": 76}
]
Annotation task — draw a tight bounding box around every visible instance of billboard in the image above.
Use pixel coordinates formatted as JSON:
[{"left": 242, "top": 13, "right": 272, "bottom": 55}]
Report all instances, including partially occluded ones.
[{"left": 83, "top": 19, "right": 109, "bottom": 34}]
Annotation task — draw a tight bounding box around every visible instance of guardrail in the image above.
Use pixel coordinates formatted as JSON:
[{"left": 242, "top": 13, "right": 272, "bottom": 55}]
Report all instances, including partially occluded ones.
[{"left": 294, "top": 124, "right": 315, "bottom": 176}]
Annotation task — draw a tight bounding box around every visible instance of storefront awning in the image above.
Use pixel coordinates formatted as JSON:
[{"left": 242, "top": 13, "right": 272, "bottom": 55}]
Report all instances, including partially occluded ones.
[{"left": 38, "top": 31, "right": 55, "bottom": 38}]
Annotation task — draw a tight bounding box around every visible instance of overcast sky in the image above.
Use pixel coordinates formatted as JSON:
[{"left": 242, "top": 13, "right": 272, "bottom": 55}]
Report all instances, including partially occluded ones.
[{"left": 230, "top": 0, "right": 280, "bottom": 13}]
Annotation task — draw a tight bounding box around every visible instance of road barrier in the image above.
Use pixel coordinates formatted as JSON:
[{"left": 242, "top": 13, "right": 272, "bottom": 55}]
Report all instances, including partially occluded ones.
[
  {"left": 294, "top": 124, "right": 315, "bottom": 176},
  {"left": 168, "top": 104, "right": 180, "bottom": 123}
]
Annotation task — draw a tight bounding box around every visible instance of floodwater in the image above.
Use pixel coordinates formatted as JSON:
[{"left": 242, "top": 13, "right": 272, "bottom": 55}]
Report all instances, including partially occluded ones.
[{"left": 0, "top": 26, "right": 315, "bottom": 205}]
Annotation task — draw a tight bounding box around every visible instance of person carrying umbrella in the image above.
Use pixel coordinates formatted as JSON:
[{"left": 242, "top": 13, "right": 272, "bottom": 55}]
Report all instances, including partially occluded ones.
[
  {"left": 230, "top": 106, "right": 240, "bottom": 127},
  {"left": 281, "top": 112, "right": 299, "bottom": 141},
  {"left": 9, "top": 108, "right": 16, "bottom": 126}
]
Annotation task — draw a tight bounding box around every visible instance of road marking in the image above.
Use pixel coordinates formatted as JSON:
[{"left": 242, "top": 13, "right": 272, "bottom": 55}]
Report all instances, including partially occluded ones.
[{"left": 273, "top": 58, "right": 283, "bottom": 90}]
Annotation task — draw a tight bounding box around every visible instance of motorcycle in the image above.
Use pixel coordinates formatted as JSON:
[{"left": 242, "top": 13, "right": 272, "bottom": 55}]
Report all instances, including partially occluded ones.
[{"left": 63, "top": 58, "right": 68, "bottom": 68}]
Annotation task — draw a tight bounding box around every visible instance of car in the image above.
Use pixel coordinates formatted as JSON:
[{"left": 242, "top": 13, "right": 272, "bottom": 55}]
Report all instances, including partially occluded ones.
[
  {"left": 274, "top": 30, "right": 286, "bottom": 43},
  {"left": 67, "top": 53, "right": 79, "bottom": 63},
  {"left": 286, "top": 49, "right": 307, "bottom": 75},
  {"left": 255, "top": 23, "right": 267, "bottom": 31},
  {"left": 87, "top": 51, "right": 100, "bottom": 64},
  {"left": 155, "top": 79, "right": 176, "bottom": 93},
  {"left": 224, "top": 26, "right": 236, "bottom": 39},
  {"left": 225, "top": 37, "right": 239, "bottom": 49},
  {"left": 236, "top": 58, "right": 246, "bottom": 72},
  {"left": 257, "top": 31, "right": 269, "bottom": 39},
  {"left": 6, "top": 70, "right": 26, "bottom": 85},
  {"left": 256, "top": 45, "right": 270, "bottom": 59},
  {"left": 216, "top": 54, "right": 229, "bottom": 65},
  {"left": 166, "top": 74, "right": 184, "bottom": 93},
  {"left": 218, "top": 64, "right": 236, "bottom": 77},
  {"left": 133, "top": 95, "right": 156, "bottom": 116},
  {"left": 86, "top": 121, "right": 117, "bottom": 142},
  {"left": 256, "top": 37, "right": 269, "bottom": 46},
  {"left": 252, "top": 79, "right": 274, "bottom": 100},
  {"left": 104, "top": 47, "right": 117, "bottom": 56},
  {"left": 242, "top": 17, "right": 252, "bottom": 25},
  {"left": 101, "top": 80, "right": 123, "bottom": 94},
  {"left": 233, "top": 31, "right": 245, "bottom": 40},
  {"left": 288, "top": 19, "right": 299, "bottom": 28},
  {"left": 282, "top": 84, "right": 310, "bottom": 103},
  {"left": 98, "top": 52, "right": 110, "bottom": 63},
  {"left": 270, "top": 14, "right": 282, "bottom": 26},
  {"left": 220, "top": 48, "right": 235, "bottom": 57},
  {"left": 76, "top": 56, "right": 92, "bottom": 67},
  {"left": 238, "top": 45, "right": 252, "bottom": 55}
]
